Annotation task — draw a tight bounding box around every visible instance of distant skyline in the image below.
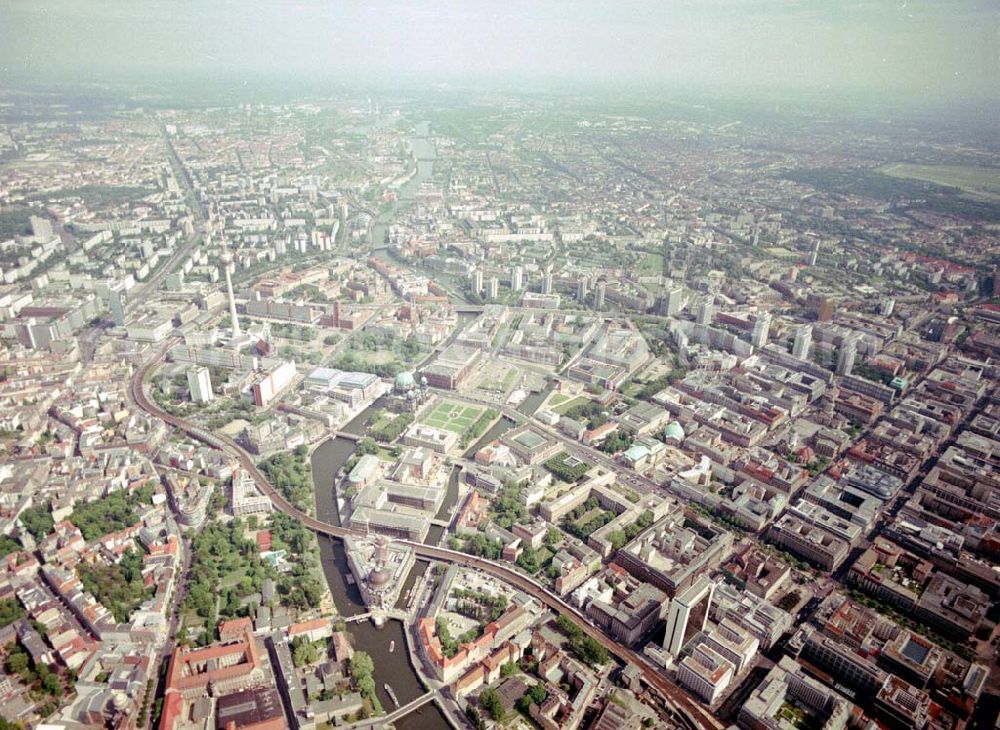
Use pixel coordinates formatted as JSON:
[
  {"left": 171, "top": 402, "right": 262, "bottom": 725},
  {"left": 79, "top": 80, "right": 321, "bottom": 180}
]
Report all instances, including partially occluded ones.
[{"left": 1, "top": 1, "right": 997, "bottom": 102}]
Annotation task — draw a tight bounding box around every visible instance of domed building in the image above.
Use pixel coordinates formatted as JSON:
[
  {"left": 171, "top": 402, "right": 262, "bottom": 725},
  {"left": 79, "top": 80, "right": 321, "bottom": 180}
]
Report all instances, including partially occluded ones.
[
  {"left": 394, "top": 371, "right": 416, "bottom": 394},
  {"left": 364, "top": 564, "right": 397, "bottom": 610},
  {"left": 664, "top": 421, "right": 686, "bottom": 444},
  {"left": 343, "top": 534, "right": 415, "bottom": 612},
  {"left": 388, "top": 370, "right": 428, "bottom": 412}
]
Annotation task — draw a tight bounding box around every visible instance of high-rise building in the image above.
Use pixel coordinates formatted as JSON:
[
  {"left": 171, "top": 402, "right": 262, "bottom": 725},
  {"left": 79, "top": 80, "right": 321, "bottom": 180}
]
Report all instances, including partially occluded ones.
[
  {"left": 187, "top": 366, "right": 214, "bottom": 404},
  {"left": 696, "top": 297, "right": 714, "bottom": 326},
  {"left": 808, "top": 242, "right": 819, "bottom": 267},
  {"left": 221, "top": 246, "right": 241, "bottom": 337},
  {"left": 751, "top": 312, "right": 771, "bottom": 349},
  {"left": 792, "top": 324, "right": 812, "bottom": 360},
  {"left": 880, "top": 298, "right": 895, "bottom": 317},
  {"left": 471, "top": 269, "right": 484, "bottom": 296},
  {"left": 486, "top": 277, "right": 499, "bottom": 300},
  {"left": 702, "top": 619, "right": 758, "bottom": 674},
  {"left": 666, "top": 286, "right": 684, "bottom": 316},
  {"left": 676, "top": 644, "right": 734, "bottom": 704},
  {"left": 29, "top": 215, "right": 53, "bottom": 241},
  {"left": 108, "top": 282, "right": 127, "bottom": 327},
  {"left": 577, "top": 276, "right": 590, "bottom": 304},
  {"left": 836, "top": 335, "right": 858, "bottom": 376},
  {"left": 595, "top": 281, "right": 606, "bottom": 310},
  {"left": 664, "top": 576, "right": 715, "bottom": 656},
  {"left": 541, "top": 272, "right": 553, "bottom": 295},
  {"left": 510, "top": 265, "right": 523, "bottom": 292}
]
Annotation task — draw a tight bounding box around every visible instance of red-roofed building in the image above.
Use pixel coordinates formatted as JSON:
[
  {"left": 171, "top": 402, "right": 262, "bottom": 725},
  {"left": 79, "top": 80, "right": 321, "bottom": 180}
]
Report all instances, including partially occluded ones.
[
  {"left": 287, "top": 618, "right": 332, "bottom": 643},
  {"left": 455, "top": 492, "right": 488, "bottom": 534},
  {"left": 219, "top": 617, "right": 254, "bottom": 643},
  {"left": 160, "top": 627, "right": 266, "bottom": 729},
  {"left": 455, "top": 664, "right": 485, "bottom": 695},
  {"left": 148, "top": 535, "right": 181, "bottom": 558},
  {"left": 582, "top": 421, "right": 618, "bottom": 446},
  {"left": 418, "top": 606, "right": 531, "bottom": 683}
]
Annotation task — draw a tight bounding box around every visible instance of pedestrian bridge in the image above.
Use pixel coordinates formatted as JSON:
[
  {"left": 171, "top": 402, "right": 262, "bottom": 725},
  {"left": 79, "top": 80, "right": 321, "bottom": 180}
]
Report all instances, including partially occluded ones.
[{"left": 345, "top": 691, "right": 435, "bottom": 729}]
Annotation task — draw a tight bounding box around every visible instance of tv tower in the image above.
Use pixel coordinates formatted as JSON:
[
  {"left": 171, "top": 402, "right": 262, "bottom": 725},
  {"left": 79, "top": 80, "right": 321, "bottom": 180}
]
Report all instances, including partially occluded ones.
[{"left": 220, "top": 244, "right": 241, "bottom": 337}]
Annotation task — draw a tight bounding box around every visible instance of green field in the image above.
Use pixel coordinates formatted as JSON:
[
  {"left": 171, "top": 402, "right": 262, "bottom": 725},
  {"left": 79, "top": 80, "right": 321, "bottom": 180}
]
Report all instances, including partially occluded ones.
[
  {"left": 881, "top": 164, "right": 1000, "bottom": 202},
  {"left": 552, "top": 395, "right": 590, "bottom": 415},
  {"left": 639, "top": 252, "right": 663, "bottom": 273},
  {"left": 423, "top": 401, "right": 485, "bottom": 435}
]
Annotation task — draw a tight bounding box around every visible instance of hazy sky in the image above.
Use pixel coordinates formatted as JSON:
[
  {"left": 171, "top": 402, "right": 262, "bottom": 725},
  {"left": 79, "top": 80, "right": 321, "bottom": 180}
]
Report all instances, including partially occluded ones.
[{"left": 1, "top": 0, "right": 997, "bottom": 100}]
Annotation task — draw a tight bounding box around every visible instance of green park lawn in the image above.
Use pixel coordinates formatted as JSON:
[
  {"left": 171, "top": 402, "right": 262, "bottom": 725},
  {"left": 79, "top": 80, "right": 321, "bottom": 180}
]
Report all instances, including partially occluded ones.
[{"left": 423, "top": 401, "right": 485, "bottom": 435}]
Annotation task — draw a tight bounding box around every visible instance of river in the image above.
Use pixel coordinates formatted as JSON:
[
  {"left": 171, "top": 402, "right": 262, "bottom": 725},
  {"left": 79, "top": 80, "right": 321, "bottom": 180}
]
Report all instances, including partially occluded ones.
[
  {"left": 516, "top": 382, "right": 553, "bottom": 418},
  {"left": 371, "top": 123, "right": 436, "bottom": 248},
  {"left": 369, "top": 123, "right": 478, "bottom": 309},
  {"left": 394, "top": 701, "right": 455, "bottom": 730},
  {"left": 307, "top": 121, "right": 450, "bottom": 728},
  {"left": 310, "top": 401, "right": 452, "bottom": 727}
]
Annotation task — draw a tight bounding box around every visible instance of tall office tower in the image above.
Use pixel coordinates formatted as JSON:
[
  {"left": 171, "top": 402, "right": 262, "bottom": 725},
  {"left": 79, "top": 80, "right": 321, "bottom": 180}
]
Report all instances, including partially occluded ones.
[
  {"left": 880, "top": 298, "right": 895, "bottom": 317},
  {"left": 486, "top": 277, "right": 499, "bottom": 300},
  {"left": 187, "top": 367, "right": 214, "bottom": 404},
  {"left": 220, "top": 245, "right": 241, "bottom": 337},
  {"left": 808, "top": 242, "right": 820, "bottom": 267},
  {"left": 541, "top": 272, "right": 553, "bottom": 295},
  {"left": 792, "top": 324, "right": 812, "bottom": 360},
  {"left": 666, "top": 286, "right": 684, "bottom": 316},
  {"left": 696, "top": 297, "right": 714, "bottom": 326},
  {"left": 108, "top": 282, "right": 127, "bottom": 327},
  {"left": 29, "top": 215, "right": 53, "bottom": 240},
  {"left": 577, "top": 276, "right": 590, "bottom": 304},
  {"left": 836, "top": 335, "right": 858, "bottom": 376},
  {"left": 510, "top": 265, "right": 524, "bottom": 292},
  {"left": 664, "top": 576, "right": 715, "bottom": 656},
  {"left": 595, "top": 282, "right": 606, "bottom": 310},
  {"left": 471, "top": 269, "right": 484, "bottom": 296},
  {"left": 751, "top": 312, "right": 772, "bottom": 349}
]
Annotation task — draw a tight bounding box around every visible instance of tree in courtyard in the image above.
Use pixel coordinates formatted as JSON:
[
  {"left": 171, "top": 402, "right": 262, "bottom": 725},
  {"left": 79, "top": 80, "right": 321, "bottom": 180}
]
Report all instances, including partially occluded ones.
[{"left": 479, "top": 687, "right": 506, "bottom": 722}]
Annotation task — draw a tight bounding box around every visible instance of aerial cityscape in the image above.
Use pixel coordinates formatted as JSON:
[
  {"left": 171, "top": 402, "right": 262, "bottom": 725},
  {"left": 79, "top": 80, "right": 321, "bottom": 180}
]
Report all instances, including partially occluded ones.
[{"left": 0, "top": 2, "right": 998, "bottom": 730}]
